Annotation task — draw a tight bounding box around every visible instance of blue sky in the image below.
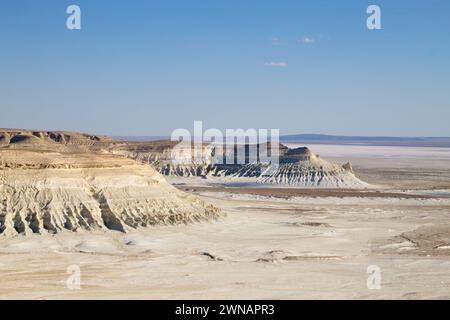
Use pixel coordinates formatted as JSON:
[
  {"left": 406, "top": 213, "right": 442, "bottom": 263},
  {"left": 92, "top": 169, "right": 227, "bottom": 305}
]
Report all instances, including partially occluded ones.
[{"left": 1, "top": 0, "right": 449, "bottom": 136}]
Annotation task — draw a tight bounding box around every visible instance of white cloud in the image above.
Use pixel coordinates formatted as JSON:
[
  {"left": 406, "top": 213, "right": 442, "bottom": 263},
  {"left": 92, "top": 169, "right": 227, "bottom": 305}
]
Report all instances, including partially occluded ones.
[
  {"left": 300, "top": 36, "right": 315, "bottom": 44},
  {"left": 264, "top": 62, "right": 288, "bottom": 68}
]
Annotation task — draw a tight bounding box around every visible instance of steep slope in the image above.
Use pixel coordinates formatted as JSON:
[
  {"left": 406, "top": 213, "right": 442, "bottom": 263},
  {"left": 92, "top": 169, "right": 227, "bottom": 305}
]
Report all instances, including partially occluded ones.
[
  {"left": 0, "top": 129, "right": 368, "bottom": 190},
  {"left": 113, "top": 141, "right": 369, "bottom": 188},
  {"left": 0, "top": 131, "right": 220, "bottom": 237},
  {"left": 254, "top": 147, "right": 367, "bottom": 187}
]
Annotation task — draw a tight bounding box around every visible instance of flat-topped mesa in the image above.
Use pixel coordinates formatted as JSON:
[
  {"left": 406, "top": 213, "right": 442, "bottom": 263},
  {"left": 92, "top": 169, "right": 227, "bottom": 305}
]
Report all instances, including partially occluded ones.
[
  {"left": 281, "top": 147, "right": 316, "bottom": 163},
  {"left": 0, "top": 129, "right": 368, "bottom": 189},
  {"left": 112, "top": 140, "right": 286, "bottom": 176},
  {"left": 256, "top": 148, "right": 365, "bottom": 187},
  {"left": 0, "top": 130, "right": 221, "bottom": 237},
  {"left": 0, "top": 129, "right": 114, "bottom": 152},
  {"left": 112, "top": 140, "right": 369, "bottom": 188}
]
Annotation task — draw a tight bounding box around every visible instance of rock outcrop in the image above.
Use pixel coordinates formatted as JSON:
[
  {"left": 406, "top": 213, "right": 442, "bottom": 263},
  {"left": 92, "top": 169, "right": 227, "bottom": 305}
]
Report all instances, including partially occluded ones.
[
  {"left": 112, "top": 141, "right": 369, "bottom": 188},
  {"left": 0, "top": 130, "right": 220, "bottom": 236},
  {"left": 255, "top": 147, "right": 367, "bottom": 187},
  {"left": 0, "top": 129, "right": 114, "bottom": 152}
]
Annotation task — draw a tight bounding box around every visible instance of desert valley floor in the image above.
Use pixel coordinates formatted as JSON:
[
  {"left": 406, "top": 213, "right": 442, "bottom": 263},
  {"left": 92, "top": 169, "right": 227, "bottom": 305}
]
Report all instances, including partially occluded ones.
[{"left": 1, "top": 144, "right": 450, "bottom": 299}]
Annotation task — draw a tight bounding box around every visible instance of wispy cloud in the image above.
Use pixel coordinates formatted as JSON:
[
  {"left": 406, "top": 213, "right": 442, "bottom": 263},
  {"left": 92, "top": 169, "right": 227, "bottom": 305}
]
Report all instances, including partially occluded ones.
[
  {"left": 264, "top": 62, "right": 288, "bottom": 68},
  {"left": 299, "top": 36, "right": 315, "bottom": 44}
]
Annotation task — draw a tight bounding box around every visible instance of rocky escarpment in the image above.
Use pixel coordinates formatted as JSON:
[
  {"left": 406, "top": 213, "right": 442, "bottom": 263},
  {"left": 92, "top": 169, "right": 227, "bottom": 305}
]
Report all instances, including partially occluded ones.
[
  {"left": 0, "top": 130, "right": 220, "bottom": 237},
  {"left": 0, "top": 129, "right": 368, "bottom": 201},
  {"left": 0, "top": 129, "right": 114, "bottom": 152},
  {"left": 112, "top": 141, "right": 369, "bottom": 188},
  {"left": 255, "top": 147, "right": 366, "bottom": 187}
]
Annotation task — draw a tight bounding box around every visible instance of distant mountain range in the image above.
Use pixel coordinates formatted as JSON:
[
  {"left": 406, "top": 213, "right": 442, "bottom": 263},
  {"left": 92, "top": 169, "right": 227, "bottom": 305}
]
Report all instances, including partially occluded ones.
[{"left": 115, "top": 134, "right": 450, "bottom": 148}]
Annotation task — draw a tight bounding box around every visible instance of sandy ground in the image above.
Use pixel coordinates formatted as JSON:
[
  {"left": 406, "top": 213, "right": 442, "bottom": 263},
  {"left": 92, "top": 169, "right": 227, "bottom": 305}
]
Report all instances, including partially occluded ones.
[
  {"left": 1, "top": 193, "right": 449, "bottom": 299},
  {"left": 1, "top": 145, "right": 450, "bottom": 299}
]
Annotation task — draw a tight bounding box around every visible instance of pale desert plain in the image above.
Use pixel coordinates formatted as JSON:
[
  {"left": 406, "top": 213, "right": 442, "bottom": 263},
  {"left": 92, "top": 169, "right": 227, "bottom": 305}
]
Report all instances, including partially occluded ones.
[{"left": 1, "top": 139, "right": 449, "bottom": 300}]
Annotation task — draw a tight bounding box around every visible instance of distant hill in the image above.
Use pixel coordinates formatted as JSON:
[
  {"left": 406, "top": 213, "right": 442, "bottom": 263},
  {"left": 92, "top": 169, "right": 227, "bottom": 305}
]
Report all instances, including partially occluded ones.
[{"left": 280, "top": 134, "right": 450, "bottom": 148}]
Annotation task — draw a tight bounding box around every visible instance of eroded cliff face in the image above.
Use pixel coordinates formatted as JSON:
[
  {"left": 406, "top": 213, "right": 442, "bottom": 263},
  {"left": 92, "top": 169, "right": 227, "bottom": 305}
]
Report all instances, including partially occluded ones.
[
  {"left": 0, "top": 131, "right": 220, "bottom": 236},
  {"left": 112, "top": 142, "right": 369, "bottom": 188},
  {"left": 252, "top": 147, "right": 367, "bottom": 187},
  {"left": 0, "top": 129, "right": 114, "bottom": 152},
  {"left": 0, "top": 128, "right": 369, "bottom": 237}
]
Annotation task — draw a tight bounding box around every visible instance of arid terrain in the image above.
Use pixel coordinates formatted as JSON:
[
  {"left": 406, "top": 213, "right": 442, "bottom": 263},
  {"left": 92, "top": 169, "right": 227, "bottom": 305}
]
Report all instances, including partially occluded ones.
[{"left": 0, "top": 130, "right": 449, "bottom": 299}]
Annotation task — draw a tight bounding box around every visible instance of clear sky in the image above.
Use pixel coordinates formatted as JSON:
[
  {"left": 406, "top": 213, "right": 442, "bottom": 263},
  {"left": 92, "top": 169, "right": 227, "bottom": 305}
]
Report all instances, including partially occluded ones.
[{"left": 1, "top": 0, "right": 449, "bottom": 136}]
